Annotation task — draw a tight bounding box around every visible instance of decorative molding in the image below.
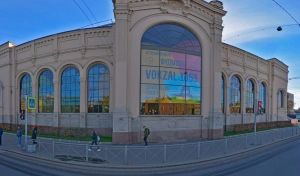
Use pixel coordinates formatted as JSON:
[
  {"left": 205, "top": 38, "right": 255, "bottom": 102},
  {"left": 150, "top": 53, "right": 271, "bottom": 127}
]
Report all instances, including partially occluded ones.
[
  {"left": 58, "top": 33, "right": 80, "bottom": 42},
  {"left": 183, "top": 0, "right": 190, "bottom": 16},
  {"left": 161, "top": 0, "right": 168, "bottom": 13},
  {"left": 85, "top": 30, "right": 111, "bottom": 37},
  {"left": 168, "top": 1, "right": 181, "bottom": 10},
  {"left": 16, "top": 45, "right": 31, "bottom": 53},
  {"left": 35, "top": 39, "right": 54, "bottom": 47},
  {"left": 80, "top": 45, "right": 86, "bottom": 58}
]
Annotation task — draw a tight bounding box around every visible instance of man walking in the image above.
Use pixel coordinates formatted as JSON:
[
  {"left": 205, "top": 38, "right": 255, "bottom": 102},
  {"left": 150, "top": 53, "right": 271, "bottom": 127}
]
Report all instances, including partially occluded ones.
[
  {"left": 31, "top": 125, "right": 37, "bottom": 145},
  {"left": 88, "top": 130, "right": 101, "bottom": 152},
  {"left": 16, "top": 126, "right": 23, "bottom": 147},
  {"left": 0, "top": 125, "right": 3, "bottom": 146},
  {"left": 143, "top": 126, "right": 150, "bottom": 146}
]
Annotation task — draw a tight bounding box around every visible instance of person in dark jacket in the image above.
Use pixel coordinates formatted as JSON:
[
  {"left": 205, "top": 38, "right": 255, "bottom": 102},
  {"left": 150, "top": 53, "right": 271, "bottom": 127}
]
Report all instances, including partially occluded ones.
[
  {"left": 16, "top": 126, "right": 23, "bottom": 146},
  {"left": 31, "top": 126, "right": 37, "bottom": 145},
  {"left": 88, "top": 130, "right": 101, "bottom": 152},
  {"left": 0, "top": 125, "right": 3, "bottom": 146},
  {"left": 143, "top": 126, "right": 150, "bottom": 146}
]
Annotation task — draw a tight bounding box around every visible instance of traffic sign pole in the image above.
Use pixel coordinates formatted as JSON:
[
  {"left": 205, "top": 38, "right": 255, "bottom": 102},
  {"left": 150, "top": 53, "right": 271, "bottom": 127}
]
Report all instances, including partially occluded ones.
[{"left": 25, "top": 95, "right": 28, "bottom": 153}]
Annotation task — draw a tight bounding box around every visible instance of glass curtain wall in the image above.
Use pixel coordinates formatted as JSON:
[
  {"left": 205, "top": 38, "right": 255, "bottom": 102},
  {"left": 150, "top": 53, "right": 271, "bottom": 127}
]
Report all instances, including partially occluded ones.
[{"left": 140, "top": 24, "right": 201, "bottom": 115}]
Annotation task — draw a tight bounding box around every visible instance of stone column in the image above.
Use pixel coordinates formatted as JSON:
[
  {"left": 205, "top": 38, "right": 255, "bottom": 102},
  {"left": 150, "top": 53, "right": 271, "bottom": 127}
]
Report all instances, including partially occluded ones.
[
  {"left": 31, "top": 82, "right": 37, "bottom": 125},
  {"left": 53, "top": 80, "right": 59, "bottom": 127},
  {"left": 79, "top": 78, "right": 87, "bottom": 128},
  {"left": 112, "top": 0, "right": 131, "bottom": 144},
  {"left": 208, "top": 16, "right": 225, "bottom": 139}
]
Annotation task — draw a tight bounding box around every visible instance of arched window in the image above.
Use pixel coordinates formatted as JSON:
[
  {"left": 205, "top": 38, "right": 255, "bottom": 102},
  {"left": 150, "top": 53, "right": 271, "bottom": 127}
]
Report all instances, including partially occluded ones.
[
  {"left": 87, "top": 64, "right": 110, "bottom": 113},
  {"left": 61, "top": 67, "right": 80, "bottom": 113},
  {"left": 20, "top": 74, "right": 32, "bottom": 111},
  {"left": 278, "top": 90, "right": 283, "bottom": 108},
  {"left": 221, "top": 75, "right": 225, "bottom": 113},
  {"left": 246, "top": 80, "right": 254, "bottom": 113},
  {"left": 38, "top": 70, "right": 54, "bottom": 113},
  {"left": 140, "top": 23, "right": 201, "bottom": 115},
  {"left": 259, "top": 83, "right": 266, "bottom": 113},
  {"left": 230, "top": 76, "right": 241, "bottom": 113}
]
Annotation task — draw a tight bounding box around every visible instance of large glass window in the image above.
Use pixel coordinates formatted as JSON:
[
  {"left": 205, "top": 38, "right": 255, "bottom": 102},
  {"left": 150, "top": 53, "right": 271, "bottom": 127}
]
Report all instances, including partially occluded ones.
[
  {"left": 230, "top": 76, "right": 241, "bottom": 113},
  {"left": 20, "top": 74, "right": 32, "bottom": 111},
  {"left": 61, "top": 67, "right": 80, "bottom": 113},
  {"left": 38, "top": 70, "right": 54, "bottom": 113},
  {"left": 87, "top": 64, "right": 110, "bottom": 113},
  {"left": 245, "top": 80, "right": 254, "bottom": 113},
  {"left": 259, "top": 83, "right": 266, "bottom": 113},
  {"left": 279, "top": 90, "right": 283, "bottom": 108},
  {"left": 140, "top": 24, "right": 201, "bottom": 115},
  {"left": 221, "top": 75, "right": 224, "bottom": 113}
]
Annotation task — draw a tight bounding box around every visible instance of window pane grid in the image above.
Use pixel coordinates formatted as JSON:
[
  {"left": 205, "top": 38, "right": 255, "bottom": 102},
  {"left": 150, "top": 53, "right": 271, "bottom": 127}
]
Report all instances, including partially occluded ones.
[
  {"left": 88, "top": 64, "right": 110, "bottom": 113},
  {"left": 38, "top": 70, "right": 54, "bottom": 113},
  {"left": 259, "top": 83, "right": 266, "bottom": 113},
  {"left": 61, "top": 67, "right": 80, "bottom": 113},
  {"left": 246, "top": 80, "right": 254, "bottom": 113},
  {"left": 230, "top": 76, "right": 241, "bottom": 113}
]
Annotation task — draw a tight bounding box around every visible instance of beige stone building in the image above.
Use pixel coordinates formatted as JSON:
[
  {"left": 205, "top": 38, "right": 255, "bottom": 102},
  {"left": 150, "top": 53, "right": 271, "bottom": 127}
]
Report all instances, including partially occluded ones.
[{"left": 0, "top": 0, "right": 288, "bottom": 144}]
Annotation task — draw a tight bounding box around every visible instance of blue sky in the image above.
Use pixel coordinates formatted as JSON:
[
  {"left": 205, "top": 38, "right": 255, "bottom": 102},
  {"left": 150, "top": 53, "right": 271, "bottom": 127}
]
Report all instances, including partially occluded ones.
[{"left": 1, "top": 0, "right": 299, "bottom": 108}]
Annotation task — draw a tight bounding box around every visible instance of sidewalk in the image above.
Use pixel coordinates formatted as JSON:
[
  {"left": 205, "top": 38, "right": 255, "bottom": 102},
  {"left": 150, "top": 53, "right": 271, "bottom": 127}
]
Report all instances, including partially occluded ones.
[{"left": 0, "top": 126, "right": 299, "bottom": 168}]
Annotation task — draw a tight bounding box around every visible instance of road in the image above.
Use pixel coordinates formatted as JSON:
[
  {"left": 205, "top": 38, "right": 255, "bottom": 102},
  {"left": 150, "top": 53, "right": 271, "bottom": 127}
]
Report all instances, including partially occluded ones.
[{"left": 0, "top": 136, "right": 299, "bottom": 176}]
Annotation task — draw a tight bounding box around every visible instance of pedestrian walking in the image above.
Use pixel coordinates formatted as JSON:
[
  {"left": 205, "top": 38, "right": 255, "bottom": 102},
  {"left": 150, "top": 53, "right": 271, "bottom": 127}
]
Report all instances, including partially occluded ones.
[
  {"left": 88, "top": 130, "right": 101, "bottom": 152},
  {"left": 31, "top": 125, "right": 38, "bottom": 145},
  {"left": 143, "top": 126, "right": 150, "bottom": 146},
  {"left": 0, "top": 125, "right": 3, "bottom": 146},
  {"left": 16, "top": 126, "right": 23, "bottom": 147}
]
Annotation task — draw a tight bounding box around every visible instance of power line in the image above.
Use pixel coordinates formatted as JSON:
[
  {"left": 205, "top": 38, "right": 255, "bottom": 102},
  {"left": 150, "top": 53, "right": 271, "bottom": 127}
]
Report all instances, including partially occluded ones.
[
  {"left": 222, "top": 23, "right": 298, "bottom": 42},
  {"left": 78, "top": 19, "right": 113, "bottom": 29},
  {"left": 72, "top": 0, "right": 93, "bottom": 27},
  {"left": 272, "top": 0, "right": 300, "bottom": 27},
  {"left": 81, "top": 0, "right": 98, "bottom": 23}
]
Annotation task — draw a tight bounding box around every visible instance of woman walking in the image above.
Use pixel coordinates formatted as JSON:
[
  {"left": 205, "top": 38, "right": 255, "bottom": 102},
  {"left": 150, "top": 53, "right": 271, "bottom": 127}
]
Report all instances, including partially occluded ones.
[{"left": 16, "top": 126, "right": 22, "bottom": 147}]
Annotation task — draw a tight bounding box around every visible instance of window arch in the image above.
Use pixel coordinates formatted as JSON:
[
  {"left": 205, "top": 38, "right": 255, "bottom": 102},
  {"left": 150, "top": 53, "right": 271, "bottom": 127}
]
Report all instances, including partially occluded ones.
[
  {"left": 38, "top": 70, "right": 54, "bottom": 113},
  {"left": 279, "top": 90, "right": 283, "bottom": 108},
  {"left": 259, "top": 83, "right": 266, "bottom": 113},
  {"left": 230, "top": 76, "right": 241, "bottom": 113},
  {"left": 140, "top": 23, "right": 201, "bottom": 115},
  {"left": 61, "top": 67, "right": 80, "bottom": 113},
  {"left": 20, "top": 74, "right": 32, "bottom": 111},
  {"left": 246, "top": 80, "right": 254, "bottom": 113},
  {"left": 221, "top": 75, "right": 225, "bottom": 113},
  {"left": 87, "top": 64, "right": 110, "bottom": 113}
]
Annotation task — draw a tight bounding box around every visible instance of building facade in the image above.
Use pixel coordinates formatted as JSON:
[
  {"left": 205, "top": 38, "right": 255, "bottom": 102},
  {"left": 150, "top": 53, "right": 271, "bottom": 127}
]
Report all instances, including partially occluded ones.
[{"left": 0, "top": 0, "right": 288, "bottom": 144}]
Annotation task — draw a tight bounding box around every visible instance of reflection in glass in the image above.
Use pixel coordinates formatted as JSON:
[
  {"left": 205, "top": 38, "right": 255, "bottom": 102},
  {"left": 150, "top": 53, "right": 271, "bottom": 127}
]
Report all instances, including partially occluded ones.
[
  {"left": 246, "top": 80, "right": 254, "bottom": 113},
  {"left": 88, "top": 64, "right": 110, "bottom": 113},
  {"left": 221, "top": 75, "right": 224, "bottom": 113},
  {"left": 20, "top": 74, "right": 32, "bottom": 112},
  {"left": 230, "top": 76, "right": 241, "bottom": 113},
  {"left": 140, "top": 24, "right": 201, "bottom": 116},
  {"left": 38, "top": 70, "right": 54, "bottom": 113},
  {"left": 259, "top": 83, "right": 266, "bottom": 113},
  {"left": 278, "top": 90, "right": 283, "bottom": 108},
  {"left": 61, "top": 67, "right": 80, "bottom": 113}
]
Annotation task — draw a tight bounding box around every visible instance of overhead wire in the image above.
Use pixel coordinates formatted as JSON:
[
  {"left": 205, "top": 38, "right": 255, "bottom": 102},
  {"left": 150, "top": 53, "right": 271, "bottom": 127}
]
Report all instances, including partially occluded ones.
[
  {"left": 81, "top": 0, "right": 98, "bottom": 24},
  {"left": 272, "top": 0, "right": 300, "bottom": 27},
  {"left": 72, "top": 0, "right": 94, "bottom": 27},
  {"left": 222, "top": 23, "right": 299, "bottom": 42}
]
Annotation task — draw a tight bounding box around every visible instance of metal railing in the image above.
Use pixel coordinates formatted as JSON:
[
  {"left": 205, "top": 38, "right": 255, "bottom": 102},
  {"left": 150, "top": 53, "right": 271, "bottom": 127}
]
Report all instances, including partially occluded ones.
[{"left": 30, "top": 126, "right": 300, "bottom": 166}]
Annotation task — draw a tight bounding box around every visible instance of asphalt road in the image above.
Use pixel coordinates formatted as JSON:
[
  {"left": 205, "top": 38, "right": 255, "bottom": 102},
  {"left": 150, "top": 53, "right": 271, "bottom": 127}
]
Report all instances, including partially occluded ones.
[{"left": 0, "top": 135, "right": 299, "bottom": 176}]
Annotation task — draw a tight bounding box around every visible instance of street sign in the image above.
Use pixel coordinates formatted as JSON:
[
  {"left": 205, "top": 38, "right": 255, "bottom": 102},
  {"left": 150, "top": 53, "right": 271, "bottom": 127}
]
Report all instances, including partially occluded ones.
[{"left": 28, "top": 96, "right": 36, "bottom": 110}]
